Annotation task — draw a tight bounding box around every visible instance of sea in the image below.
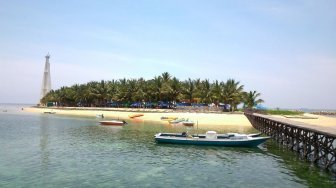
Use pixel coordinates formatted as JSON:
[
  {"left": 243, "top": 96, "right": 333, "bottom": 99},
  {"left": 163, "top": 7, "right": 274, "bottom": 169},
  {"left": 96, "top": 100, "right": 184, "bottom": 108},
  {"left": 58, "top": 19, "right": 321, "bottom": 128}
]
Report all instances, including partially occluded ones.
[{"left": 0, "top": 104, "right": 335, "bottom": 188}]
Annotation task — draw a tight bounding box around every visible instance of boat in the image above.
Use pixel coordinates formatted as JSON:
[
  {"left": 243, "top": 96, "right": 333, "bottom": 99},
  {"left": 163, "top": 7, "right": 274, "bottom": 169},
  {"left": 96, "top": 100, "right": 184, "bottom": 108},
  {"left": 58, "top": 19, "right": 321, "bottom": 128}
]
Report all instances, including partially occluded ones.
[
  {"left": 193, "top": 132, "right": 262, "bottom": 138},
  {"left": 181, "top": 119, "right": 194, "bottom": 126},
  {"left": 129, "top": 114, "right": 144, "bottom": 118},
  {"left": 169, "top": 118, "right": 185, "bottom": 124},
  {"left": 170, "top": 118, "right": 194, "bottom": 126},
  {"left": 96, "top": 114, "right": 104, "bottom": 118},
  {"left": 44, "top": 111, "right": 56, "bottom": 114},
  {"left": 247, "top": 132, "right": 262, "bottom": 137},
  {"left": 99, "top": 120, "right": 127, "bottom": 126},
  {"left": 161, "top": 116, "right": 178, "bottom": 121},
  {"left": 154, "top": 131, "right": 270, "bottom": 147}
]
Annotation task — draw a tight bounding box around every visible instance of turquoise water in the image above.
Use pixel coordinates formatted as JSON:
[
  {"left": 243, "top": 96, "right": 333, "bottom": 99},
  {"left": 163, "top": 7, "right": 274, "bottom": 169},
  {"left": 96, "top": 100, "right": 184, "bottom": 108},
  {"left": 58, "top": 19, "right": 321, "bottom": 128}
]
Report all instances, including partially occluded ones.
[{"left": 0, "top": 105, "right": 335, "bottom": 187}]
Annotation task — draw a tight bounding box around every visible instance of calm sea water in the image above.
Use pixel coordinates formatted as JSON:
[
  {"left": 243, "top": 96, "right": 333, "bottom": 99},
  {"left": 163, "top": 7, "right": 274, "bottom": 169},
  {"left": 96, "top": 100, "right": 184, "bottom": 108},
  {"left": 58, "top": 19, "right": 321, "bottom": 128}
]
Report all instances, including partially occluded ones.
[{"left": 0, "top": 105, "right": 335, "bottom": 188}]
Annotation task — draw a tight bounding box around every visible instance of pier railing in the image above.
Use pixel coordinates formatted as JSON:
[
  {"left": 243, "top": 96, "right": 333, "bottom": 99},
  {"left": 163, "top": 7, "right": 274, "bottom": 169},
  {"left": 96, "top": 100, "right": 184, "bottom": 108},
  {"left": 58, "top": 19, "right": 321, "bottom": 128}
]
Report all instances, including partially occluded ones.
[{"left": 245, "top": 112, "right": 336, "bottom": 172}]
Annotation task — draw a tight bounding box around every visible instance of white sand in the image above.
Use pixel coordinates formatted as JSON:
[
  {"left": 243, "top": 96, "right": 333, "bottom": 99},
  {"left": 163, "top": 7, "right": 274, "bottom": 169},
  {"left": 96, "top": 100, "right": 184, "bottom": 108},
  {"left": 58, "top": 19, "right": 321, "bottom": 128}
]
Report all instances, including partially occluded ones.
[
  {"left": 24, "top": 107, "right": 252, "bottom": 129},
  {"left": 25, "top": 107, "right": 336, "bottom": 129},
  {"left": 273, "top": 113, "right": 336, "bottom": 127}
]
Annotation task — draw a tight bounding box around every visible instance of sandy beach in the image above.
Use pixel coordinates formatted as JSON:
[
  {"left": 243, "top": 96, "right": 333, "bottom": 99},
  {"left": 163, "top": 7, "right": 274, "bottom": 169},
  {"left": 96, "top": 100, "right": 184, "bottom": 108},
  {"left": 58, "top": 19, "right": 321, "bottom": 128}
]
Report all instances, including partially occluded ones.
[
  {"left": 24, "top": 107, "right": 253, "bottom": 129},
  {"left": 272, "top": 113, "right": 336, "bottom": 127},
  {"left": 24, "top": 107, "right": 336, "bottom": 129}
]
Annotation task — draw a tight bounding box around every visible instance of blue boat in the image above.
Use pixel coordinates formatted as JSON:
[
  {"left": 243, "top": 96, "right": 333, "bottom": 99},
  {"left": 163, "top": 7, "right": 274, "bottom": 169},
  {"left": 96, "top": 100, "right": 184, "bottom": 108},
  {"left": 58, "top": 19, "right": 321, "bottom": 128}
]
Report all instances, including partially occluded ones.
[{"left": 154, "top": 131, "right": 270, "bottom": 147}]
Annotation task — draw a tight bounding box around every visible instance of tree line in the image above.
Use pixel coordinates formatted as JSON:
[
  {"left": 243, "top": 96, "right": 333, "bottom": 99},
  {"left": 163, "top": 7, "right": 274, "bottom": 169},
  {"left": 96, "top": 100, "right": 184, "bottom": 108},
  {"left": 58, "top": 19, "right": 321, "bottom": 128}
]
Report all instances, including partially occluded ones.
[{"left": 41, "top": 72, "right": 264, "bottom": 111}]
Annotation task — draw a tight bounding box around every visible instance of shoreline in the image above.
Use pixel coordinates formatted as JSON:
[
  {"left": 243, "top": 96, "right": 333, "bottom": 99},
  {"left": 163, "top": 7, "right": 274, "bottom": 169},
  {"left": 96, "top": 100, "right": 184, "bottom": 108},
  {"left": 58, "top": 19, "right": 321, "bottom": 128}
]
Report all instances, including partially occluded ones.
[
  {"left": 23, "top": 106, "right": 336, "bottom": 129},
  {"left": 24, "top": 107, "right": 253, "bottom": 128}
]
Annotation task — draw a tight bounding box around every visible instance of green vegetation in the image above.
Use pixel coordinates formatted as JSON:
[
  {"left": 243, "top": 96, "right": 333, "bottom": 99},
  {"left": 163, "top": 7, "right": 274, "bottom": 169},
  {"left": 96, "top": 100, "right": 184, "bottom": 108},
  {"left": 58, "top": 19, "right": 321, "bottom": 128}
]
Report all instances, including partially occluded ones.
[
  {"left": 41, "top": 72, "right": 264, "bottom": 111},
  {"left": 242, "top": 91, "right": 264, "bottom": 109},
  {"left": 265, "top": 109, "right": 304, "bottom": 115}
]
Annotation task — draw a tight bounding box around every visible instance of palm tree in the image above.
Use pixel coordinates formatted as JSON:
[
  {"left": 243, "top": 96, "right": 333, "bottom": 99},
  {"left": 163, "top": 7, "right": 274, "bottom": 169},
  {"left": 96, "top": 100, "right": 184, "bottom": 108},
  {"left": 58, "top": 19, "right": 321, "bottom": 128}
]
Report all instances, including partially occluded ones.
[
  {"left": 125, "top": 79, "right": 137, "bottom": 104},
  {"left": 199, "top": 79, "right": 212, "bottom": 104},
  {"left": 152, "top": 76, "right": 163, "bottom": 101},
  {"left": 116, "top": 78, "right": 127, "bottom": 103},
  {"left": 161, "top": 72, "right": 172, "bottom": 101},
  {"left": 182, "top": 78, "right": 195, "bottom": 103},
  {"left": 58, "top": 86, "right": 68, "bottom": 106},
  {"left": 81, "top": 83, "right": 94, "bottom": 107},
  {"left": 106, "top": 80, "right": 116, "bottom": 100},
  {"left": 243, "top": 91, "right": 264, "bottom": 109},
  {"left": 211, "top": 80, "right": 222, "bottom": 106},
  {"left": 87, "top": 80, "right": 109, "bottom": 107},
  {"left": 222, "top": 79, "right": 244, "bottom": 111},
  {"left": 170, "top": 77, "right": 181, "bottom": 102},
  {"left": 161, "top": 72, "right": 171, "bottom": 83},
  {"left": 193, "top": 78, "right": 201, "bottom": 103},
  {"left": 72, "top": 84, "right": 83, "bottom": 106},
  {"left": 132, "top": 78, "right": 143, "bottom": 102}
]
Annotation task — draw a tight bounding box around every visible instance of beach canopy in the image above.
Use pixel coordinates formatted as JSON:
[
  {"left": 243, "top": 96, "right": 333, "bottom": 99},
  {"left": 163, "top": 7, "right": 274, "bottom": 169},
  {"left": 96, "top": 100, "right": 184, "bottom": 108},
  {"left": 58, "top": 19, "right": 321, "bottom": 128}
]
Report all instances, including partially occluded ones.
[{"left": 255, "top": 104, "right": 267, "bottom": 110}]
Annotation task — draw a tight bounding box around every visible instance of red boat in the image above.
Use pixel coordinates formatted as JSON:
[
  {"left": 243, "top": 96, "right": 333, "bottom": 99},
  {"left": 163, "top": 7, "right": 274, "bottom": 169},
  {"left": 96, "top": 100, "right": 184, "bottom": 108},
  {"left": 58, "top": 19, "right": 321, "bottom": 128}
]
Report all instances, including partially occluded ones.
[
  {"left": 182, "top": 121, "right": 195, "bottom": 126},
  {"left": 99, "top": 120, "right": 127, "bottom": 126}
]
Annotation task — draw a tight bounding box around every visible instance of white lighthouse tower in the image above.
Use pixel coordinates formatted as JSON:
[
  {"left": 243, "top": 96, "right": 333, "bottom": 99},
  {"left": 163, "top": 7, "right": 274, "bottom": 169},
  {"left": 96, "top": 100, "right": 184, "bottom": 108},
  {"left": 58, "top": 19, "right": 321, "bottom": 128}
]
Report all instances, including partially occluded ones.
[{"left": 40, "top": 53, "right": 52, "bottom": 102}]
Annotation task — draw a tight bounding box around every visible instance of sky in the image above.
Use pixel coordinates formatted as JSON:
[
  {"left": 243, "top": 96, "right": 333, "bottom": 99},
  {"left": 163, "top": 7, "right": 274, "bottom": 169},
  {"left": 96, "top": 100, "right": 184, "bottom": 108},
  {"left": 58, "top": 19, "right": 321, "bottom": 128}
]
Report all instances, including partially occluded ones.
[{"left": 0, "top": 0, "right": 335, "bottom": 109}]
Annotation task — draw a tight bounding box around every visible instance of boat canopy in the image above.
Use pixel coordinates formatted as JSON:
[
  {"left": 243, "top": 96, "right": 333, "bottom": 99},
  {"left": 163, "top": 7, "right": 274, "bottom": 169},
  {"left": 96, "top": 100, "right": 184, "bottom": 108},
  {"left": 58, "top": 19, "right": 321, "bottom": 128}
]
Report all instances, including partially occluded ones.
[{"left": 206, "top": 131, "right": 217, "bottom": 139}]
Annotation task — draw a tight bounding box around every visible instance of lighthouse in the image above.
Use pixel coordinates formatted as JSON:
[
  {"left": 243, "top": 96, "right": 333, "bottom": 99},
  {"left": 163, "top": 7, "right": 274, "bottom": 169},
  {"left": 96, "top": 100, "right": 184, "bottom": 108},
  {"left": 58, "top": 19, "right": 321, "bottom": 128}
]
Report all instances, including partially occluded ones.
[{"left": 40, "top": 53, "right": 52, "bottom": 102}]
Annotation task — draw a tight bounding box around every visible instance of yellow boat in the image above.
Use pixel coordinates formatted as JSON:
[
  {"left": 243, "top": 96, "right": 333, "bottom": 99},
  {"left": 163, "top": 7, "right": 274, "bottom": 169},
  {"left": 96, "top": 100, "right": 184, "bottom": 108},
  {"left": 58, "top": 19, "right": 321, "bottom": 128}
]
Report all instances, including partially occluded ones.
[
  {"left": 161, "top": 116, "right": 178, "bottom": 121},
  {"left": 129, "top": 114, "right": 144, "bottom": 118}
]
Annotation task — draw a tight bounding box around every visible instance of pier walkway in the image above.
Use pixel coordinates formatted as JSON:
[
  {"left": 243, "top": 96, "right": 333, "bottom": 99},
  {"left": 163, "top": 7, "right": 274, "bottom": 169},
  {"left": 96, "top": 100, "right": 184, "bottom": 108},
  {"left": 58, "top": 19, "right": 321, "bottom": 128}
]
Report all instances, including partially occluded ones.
[{"left": 245, "top": 112, "right": 336, "bottom": 172}]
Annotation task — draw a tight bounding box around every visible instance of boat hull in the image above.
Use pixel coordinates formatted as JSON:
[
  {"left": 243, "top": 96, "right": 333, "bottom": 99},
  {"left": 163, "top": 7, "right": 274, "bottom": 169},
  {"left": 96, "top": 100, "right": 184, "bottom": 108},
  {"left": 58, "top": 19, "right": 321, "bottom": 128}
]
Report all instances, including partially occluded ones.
[
  {"left": 155, "top": 134, "right": 269, "bottom": 147},
  {"left": 169, "top": 118, "right": 185, "bottom": 124},
  {"left": 161, "top": 117, "right": 178, "bottom": 121},
  {"left": 129, "top": 114, "right": 144, "bottom": 118},
  {"left": 182, "top": 122, "right": 194, "bottom": 126},
  {"left": 99, "top": 121, "right": 126, "bottom": 126},
  {"left": 44, "top": 112, "right": 56, "bottom": 114}
]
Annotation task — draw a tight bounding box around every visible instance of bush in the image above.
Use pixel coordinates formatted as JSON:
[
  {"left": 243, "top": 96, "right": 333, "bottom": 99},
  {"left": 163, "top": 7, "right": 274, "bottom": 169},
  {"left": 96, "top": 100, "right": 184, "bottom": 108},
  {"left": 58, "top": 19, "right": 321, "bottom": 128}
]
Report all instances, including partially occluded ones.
[{"left": 265, "top": 109, "right": 304, "bottom": 115}]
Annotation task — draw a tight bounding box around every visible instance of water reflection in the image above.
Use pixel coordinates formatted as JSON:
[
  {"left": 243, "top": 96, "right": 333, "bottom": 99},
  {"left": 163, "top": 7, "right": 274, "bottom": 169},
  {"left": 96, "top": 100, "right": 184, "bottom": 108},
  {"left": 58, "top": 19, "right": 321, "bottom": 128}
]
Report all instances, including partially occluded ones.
[
  {"left": 155, "top": 143, "right": 266, "bottom": 154},
  {"left": 264, "top": 140, "right": 336, "bottom": 186},
  {"left": 39, "top": 116, "right": 50, "bottom": 168},
  {"left": 98, "top": 126, "right": 123, "bottom": 134}
]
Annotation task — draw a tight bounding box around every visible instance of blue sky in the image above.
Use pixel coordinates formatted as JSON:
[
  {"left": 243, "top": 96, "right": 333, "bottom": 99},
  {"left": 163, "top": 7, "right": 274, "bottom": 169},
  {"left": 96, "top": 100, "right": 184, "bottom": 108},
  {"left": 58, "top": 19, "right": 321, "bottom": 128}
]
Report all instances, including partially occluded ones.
[{"left": 0, "top": 0, "right": 335, "bottom": 109}]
